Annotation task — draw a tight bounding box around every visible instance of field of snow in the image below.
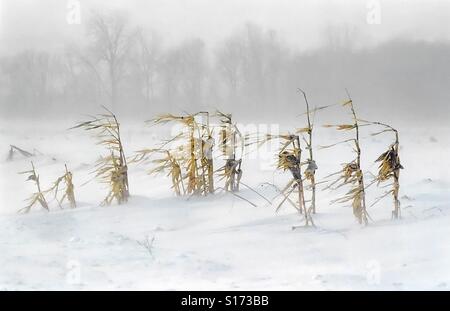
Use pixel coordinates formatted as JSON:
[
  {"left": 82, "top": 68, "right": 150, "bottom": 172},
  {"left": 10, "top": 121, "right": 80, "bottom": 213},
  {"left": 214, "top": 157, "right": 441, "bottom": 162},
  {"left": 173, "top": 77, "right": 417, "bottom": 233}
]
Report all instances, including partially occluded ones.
[{"left": 0, "top": 117, "right": 449, "bottom": 290}]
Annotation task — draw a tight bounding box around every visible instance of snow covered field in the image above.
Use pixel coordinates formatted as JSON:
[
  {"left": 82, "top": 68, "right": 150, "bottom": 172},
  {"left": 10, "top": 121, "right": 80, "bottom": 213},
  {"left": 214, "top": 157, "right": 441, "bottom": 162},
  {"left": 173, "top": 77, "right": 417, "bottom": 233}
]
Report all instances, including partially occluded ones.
[{"left": 1, "top": 118, "right": 449, "bottom": 290}]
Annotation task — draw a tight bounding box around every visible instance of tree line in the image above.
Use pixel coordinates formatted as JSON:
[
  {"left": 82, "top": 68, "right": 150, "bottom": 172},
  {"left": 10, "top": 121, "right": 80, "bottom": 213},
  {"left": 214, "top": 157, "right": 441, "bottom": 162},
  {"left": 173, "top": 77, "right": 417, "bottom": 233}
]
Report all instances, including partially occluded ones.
[{"left": 1, "top": 10, "right": 449, "bottom": 122}]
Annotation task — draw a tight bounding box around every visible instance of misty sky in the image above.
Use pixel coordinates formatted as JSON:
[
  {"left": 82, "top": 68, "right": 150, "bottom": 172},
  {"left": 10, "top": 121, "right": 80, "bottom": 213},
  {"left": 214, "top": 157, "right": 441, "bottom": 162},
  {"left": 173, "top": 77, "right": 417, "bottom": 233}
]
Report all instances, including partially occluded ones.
[{"left": 1, "top": 0, "right": 450, "bottom": 54}]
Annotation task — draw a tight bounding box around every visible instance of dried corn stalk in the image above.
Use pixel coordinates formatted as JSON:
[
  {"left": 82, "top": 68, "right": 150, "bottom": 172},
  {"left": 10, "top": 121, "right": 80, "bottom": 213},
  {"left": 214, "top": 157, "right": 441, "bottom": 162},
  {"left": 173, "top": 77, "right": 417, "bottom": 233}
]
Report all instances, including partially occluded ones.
[
  {"left": 48, "top": 164, "right": 76, "bottom": 209},
  {"left": 362, "top": 120, "right": 403, "bottom": 219},
  {"left": 151, "top": 113, "right": 201, "bottom": 195},
  {"left": 132, "top": 148, "right": 185, "bottom": 196},
  {"left": 247, "top": 133, "right": 314, "bottom": 227},
  {"left": 97, "top": 151, "right": 129, "bottom": 205},
  {"left": 8, "top": 145, "right": 34, "bottom": 161},
  {"left": 145, "top": 112, "right": 215, "bottom": 196},
  {"left": 323, "top": 92, "right": 369, "bottom": 225},
  {"left": 215, "top": 110, "right": 243, "bottom": 192},
  {"left": 197, "top": 111, "right": 215, "bottom": 194},
  {"left": 18, "top": 161, "right": 49, "bottom": 213},
  {"left": 297, "top": 89, "right": 318, "bottom": 214},
  {"left": 72, "top": 107, "right": 129, "bottom": 205}
]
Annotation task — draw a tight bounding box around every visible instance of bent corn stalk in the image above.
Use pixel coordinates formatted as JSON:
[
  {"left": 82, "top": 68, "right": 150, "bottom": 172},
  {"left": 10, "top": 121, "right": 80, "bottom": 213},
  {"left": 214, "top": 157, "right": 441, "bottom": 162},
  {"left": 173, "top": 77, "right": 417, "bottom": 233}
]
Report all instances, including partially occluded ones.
[
  {"left": 323, "top": 91, "right": 369, "bottom": 225},
  {"left": 18, "top": 161, "right": 49, "bottom": 213},
  {"left": 361, "top": 120, "right": 403, "bottom": 219},
  {"left": 72, "top": 107, "right": 129, "bottom": 205}
]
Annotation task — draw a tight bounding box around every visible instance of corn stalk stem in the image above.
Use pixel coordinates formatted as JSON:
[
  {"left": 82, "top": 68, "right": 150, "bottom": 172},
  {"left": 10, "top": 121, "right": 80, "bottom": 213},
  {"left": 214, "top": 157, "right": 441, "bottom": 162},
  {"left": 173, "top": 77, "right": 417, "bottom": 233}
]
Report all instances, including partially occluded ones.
[
  {"left": 299, "top": 89, "right": 316, "bottom": 214},
  {"left": 346, "top": 90, "right": 368, "bottom": 225},
  {"left": 294, "top": 136, "right": 314, "bottom": 226},
  {"left": 364, "top": 120, "right": 402, "bottom": 219},
  {"left": 392, "top": 130, "right": 400, "bottom": 218},
  {"left": 110, "top": 110, "right": 129, "bottom": 199}
]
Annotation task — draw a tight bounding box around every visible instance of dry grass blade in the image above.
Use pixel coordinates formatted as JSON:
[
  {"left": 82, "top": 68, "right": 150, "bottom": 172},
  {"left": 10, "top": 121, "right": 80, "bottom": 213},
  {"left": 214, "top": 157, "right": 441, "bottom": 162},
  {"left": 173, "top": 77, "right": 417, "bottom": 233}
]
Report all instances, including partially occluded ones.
[
  {"left": 8, "top": 145, "right": 34, "bottom": 161},
  {"left": 239, "top": 182, "right": 272, "bottom": 205},
  {"left": 215, "top": 187, "right": 257, "bottom": 207},
  {"left": 318, "top": 139, "right": 356, "bottom": 150}
]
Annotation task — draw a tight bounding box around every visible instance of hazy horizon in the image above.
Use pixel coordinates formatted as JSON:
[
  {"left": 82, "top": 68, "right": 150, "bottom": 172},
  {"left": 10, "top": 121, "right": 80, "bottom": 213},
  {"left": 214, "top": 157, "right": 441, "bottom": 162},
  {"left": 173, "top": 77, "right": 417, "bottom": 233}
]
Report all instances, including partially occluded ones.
[
  {"left": 1, "top": 0, "right": 450, "bottom": 54},
  {"left": 0, "top": 0, "right": 449, "bottom": 125}
]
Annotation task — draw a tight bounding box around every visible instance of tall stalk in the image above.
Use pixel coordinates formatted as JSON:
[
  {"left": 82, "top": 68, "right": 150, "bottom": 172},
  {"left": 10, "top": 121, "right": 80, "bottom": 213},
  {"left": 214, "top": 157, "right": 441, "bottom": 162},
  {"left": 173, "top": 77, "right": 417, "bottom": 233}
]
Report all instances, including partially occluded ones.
[
  {"left": 392, "top": 131, "right": 401, "bottom": 219},
  {"left": 248, "top": 133, "right": 314, "bottom": 227},
  {"left": 216, "top": 111, "right": 243, "bottom": 192},
  {"left": 197, "top": 111, "right": 215, "bottom": 194},
  {"left": 72, "top": 107, "right": 129, "bottom": 205},
  {"left": 362, "top": 120, "right": 403, "bottom": 219},
  {"left": 323, "top": 91, "right": 369, "bottom": 225},
  {"left": 298, "top": 89, "right": 317, "bottom": 214},
  {"left": 19, "top": 161, "right": 49, "bottom": 213},
  {"left": 293, "top": 136, "right": 313, "bottom": 226},
  {"left": 346, "top": 91, "right": 368, "bottom": 225}
]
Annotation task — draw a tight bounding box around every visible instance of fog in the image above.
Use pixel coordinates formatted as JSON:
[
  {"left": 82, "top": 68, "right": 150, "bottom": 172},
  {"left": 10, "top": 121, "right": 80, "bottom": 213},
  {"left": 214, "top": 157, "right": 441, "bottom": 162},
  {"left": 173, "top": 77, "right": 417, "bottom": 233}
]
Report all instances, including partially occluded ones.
[{"left": 0, "top": 0, "right": 449, "bottom": 124}]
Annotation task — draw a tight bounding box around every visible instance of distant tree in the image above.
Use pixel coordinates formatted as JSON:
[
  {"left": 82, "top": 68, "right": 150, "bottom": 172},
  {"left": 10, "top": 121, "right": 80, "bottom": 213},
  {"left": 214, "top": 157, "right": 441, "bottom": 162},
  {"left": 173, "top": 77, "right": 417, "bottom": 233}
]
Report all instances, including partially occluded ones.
[
  {"left": 134, "top": 29, "right": 162, "bottom": 104},
  {"left": 216, "top": 33, "right": 245, "bottom": 97},
  {"left": 178, "top": 38, "right": 207, "bottom": 107},
  {"left": 159, "top": 38, "right": 207, "bottom": 110},
  {"left": 1, "top": 50, "right": 52, "bottom": 113},
  {"left": 215, "top": 23, "right": 288, "bottom": 113},
  {"left": 58, "top": 47, "right": 103, "bottom": 111},
  {"left": 159, "top": 46, "right": 182, "bottom": 108},
  {"left": 84, "top": 11, "right": 136, "bottom": 111}
]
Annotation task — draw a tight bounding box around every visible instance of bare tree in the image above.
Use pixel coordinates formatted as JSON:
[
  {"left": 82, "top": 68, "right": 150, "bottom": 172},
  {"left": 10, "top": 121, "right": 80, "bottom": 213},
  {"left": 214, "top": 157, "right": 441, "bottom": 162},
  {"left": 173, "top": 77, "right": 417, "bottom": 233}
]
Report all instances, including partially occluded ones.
[
  {"left": 215, "top": 23, "right": 288, "bottom": 112},
  {"left": 179, "top": 39, "right": 207, "bottom": 107},
  {"left": 216, "top": 33, "right": 245, "bottom": 97},
  {"left": 85, "top": 11, "right": 136, "bottom": 111},
  {"left": 135, "top": 29, "right": 162, "bottom": 104},
  {"left": 1, "top": 50, "right": 52, "bottom": 113},
  {"left": 159, "top": 47, "right": 183, "bottom": 108},
  {"left": 60, "top": 47, "right": 101, "bottom": 109},
  {"left": 159, "top": 38, "right": 207, "bottom": 110}
]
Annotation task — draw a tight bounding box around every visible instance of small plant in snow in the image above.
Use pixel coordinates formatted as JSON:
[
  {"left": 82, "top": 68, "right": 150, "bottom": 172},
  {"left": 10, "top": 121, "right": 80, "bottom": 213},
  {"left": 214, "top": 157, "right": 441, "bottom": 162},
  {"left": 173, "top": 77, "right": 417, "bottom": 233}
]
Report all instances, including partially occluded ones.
[
  {"left": 48, "top": 164, "right": 76, "bottom": 209},
  {"left": 19, "top": 161, "right": 49, "bottom": 213},
  {"left": 137, "top": 235, "right": 155, "bottom": 259}
]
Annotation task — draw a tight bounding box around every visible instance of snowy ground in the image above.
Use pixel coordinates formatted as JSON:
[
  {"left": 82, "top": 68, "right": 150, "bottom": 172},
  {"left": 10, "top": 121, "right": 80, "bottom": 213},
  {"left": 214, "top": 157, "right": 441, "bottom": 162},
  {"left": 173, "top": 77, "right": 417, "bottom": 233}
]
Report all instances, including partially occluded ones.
[{"left": 0, "top": 118, "right": 449, "bottom": 290}]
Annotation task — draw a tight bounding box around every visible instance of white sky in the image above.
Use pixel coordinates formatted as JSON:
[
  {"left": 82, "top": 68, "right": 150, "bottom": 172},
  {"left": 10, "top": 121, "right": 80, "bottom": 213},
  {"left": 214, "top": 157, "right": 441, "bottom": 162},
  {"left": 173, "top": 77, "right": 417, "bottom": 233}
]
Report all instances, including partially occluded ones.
[{"left": 0, "top": 0, "right": 449, "bottom": 54}]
